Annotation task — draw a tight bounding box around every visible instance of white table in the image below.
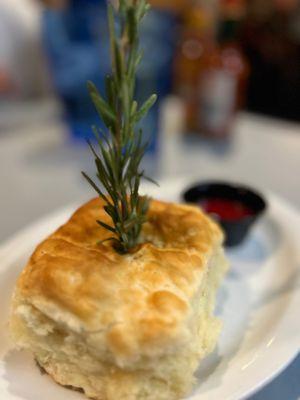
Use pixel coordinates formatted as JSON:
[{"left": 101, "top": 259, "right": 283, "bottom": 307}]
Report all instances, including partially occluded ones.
[{"left": 0, "top": 99, "right": 299, "bottom": 399}]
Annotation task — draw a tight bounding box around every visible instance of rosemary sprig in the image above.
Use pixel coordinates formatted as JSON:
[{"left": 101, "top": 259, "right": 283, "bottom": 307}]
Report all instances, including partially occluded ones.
[{"left": 82, "top": 0, "right": 157, "bottom": 254}]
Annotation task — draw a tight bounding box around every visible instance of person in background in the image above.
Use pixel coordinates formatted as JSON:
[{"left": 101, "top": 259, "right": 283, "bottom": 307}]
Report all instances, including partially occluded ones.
[
  {"left": 40, "top": 0, "right": 178, "bottom": 149},
  {"left": 39, "top": 0, "right": 109, "bottom": 140}
]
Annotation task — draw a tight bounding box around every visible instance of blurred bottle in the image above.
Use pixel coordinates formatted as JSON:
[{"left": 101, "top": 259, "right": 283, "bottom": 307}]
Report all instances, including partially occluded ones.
[
  {"left": 0, "top": 0, "right": 47, "bottom": 100},
  {"left": 197, "top": 3, "right": 249, "bottom": 138},
  {"left": 174, "top": 0, "right": 249, "bottom": 138},
  {"left": 174, "top": 3, "right": 216, "bottom": 131}
]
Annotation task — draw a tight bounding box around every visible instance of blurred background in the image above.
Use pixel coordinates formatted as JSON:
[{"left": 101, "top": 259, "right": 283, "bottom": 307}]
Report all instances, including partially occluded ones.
[
  {"left": 2, "top": 0, "right": 300, "bottom": 212},
  {"left": 1, "top": 0, "right": 299, "bottom": 138},
  {"left": 0, "top": 1, "right": 299, "bottom": 398}
]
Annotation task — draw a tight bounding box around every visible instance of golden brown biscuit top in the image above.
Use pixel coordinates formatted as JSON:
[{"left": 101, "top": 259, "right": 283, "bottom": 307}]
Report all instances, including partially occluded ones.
[{"left": 16, "top": 198, "right": 223, "bottom": 365}]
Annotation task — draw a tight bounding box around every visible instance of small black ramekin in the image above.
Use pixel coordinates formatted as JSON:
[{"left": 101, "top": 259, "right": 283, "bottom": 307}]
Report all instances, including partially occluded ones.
[{"left": 182, "top": 181, "right": 267, "bottom": 247}]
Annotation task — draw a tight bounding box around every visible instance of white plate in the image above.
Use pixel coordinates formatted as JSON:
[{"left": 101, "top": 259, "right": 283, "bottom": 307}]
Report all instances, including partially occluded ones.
[{"left": 0, "top": 179, "right": 299, "bottom": 400}]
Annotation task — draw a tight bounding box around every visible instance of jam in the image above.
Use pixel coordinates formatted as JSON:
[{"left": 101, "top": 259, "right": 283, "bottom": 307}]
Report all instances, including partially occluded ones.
[{"left": 200, "top": 198, "right": 255, "bottom": 221}]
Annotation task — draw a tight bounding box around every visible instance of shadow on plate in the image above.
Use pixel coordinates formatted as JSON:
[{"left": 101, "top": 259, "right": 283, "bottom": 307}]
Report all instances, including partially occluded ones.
[
  {"left": 228, "top": 216, "right": 282, "bottom": 277},
  {"left": 253, "top": 236, "right": 300, "bottom": 310},
  {"left": 191, "top": 277, "right": 252, "bottom": 397}
]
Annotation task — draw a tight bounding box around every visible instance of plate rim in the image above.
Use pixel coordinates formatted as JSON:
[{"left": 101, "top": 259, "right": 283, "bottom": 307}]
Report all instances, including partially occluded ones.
[{"left": 0, "top": 182, "right": 299, "bottom": 400}]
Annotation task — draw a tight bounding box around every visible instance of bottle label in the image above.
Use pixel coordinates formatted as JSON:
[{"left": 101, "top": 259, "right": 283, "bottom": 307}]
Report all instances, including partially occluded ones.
[{"left": 199, "top": 69, "right": 236, "bottom": 134}]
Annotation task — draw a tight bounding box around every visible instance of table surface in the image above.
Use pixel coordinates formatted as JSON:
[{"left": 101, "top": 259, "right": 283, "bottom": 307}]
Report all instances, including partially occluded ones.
[{"left": 0, "top": 99, "right": 299, "bottom": 399}]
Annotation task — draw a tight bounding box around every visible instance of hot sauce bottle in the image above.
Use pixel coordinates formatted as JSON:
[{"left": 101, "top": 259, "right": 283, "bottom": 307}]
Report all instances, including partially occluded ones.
[
  {"left": 197, "top": 0, "right": 249, "bottom": 138},
  {"left": 197, "top": 18, "right": 249, "bottom": 138},
  {"left": 173, "top": 4, "right": 216, "bottom": 132}
]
